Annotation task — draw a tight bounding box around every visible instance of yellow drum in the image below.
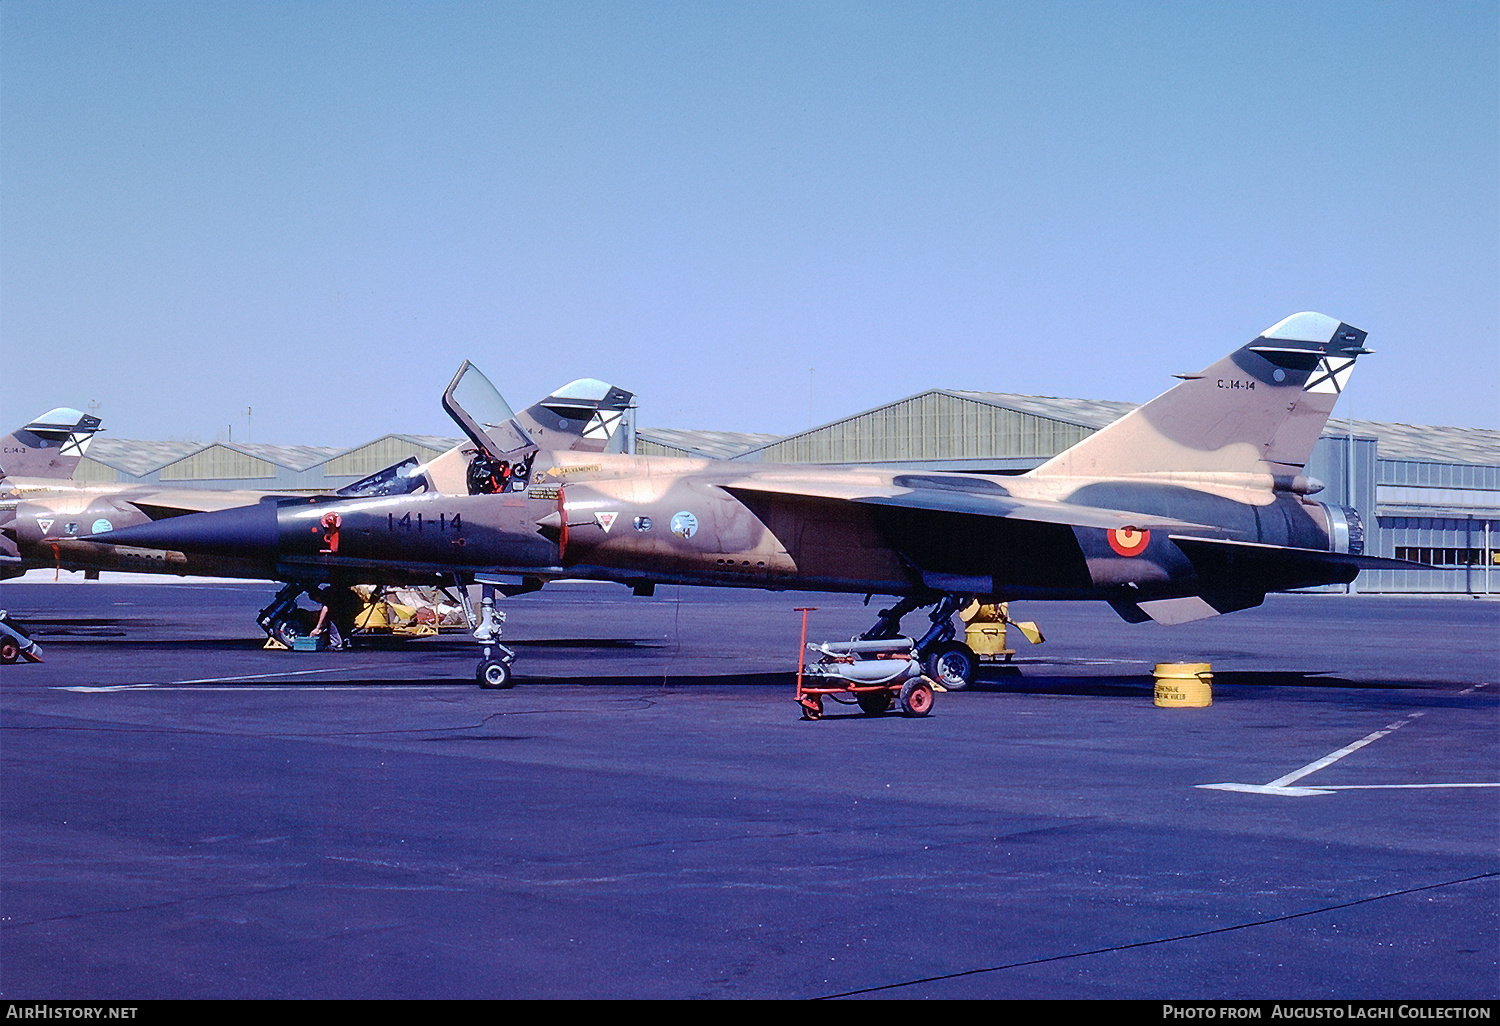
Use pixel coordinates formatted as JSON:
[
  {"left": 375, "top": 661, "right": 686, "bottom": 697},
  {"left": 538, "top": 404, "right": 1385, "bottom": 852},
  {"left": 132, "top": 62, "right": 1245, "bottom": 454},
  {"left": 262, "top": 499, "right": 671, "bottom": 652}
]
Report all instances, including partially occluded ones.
[
  {"left": 1153, "top": 662, "right": 1213, "bottom": 708},
  {"left": 965, "top": 624, "right": 1009, "bottom": 656}
]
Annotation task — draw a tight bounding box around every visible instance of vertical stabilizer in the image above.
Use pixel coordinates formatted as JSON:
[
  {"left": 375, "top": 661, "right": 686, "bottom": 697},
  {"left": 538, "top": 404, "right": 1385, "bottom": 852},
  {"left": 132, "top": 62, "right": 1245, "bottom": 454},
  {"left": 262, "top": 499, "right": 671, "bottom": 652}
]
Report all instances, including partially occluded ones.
[
  {"left": 0, "top": 408, "right": 103, "bottom": 480},
  {"left": 1029, "top": 313, "right": 1368, "bottom": 479},
  {"left": 517, "top": 379, "right": 637, "bottom": 453}
]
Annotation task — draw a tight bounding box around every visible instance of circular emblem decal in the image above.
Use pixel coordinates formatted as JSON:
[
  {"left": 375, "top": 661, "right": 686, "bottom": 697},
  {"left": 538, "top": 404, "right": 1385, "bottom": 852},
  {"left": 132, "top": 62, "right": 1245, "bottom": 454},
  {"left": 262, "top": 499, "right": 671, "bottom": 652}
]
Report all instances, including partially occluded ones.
[
  {"left": 670, "top": 511, "right": 698, "bottom": 539},
  {"left": 91, "top": 518, "right": 114, "bottom": 535},
  {"left": 1107, "top": 527, "right": 1150, "bottom": 557},
  {"left": 633, "top": 515, "right": 652, "bottom": 532}
]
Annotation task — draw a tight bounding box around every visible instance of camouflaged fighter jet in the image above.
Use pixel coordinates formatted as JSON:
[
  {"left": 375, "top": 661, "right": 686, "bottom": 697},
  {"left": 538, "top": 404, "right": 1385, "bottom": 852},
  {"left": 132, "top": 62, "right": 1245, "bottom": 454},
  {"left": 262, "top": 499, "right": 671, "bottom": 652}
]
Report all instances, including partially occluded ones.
[
  {"left": 2, "top": 381, "right": 638, "bottom": 645},
  {"left": 2, "top": 384, "right": 637, "bottom": 645},
  {"left": 87, "top": 312, "right": 1416, "bottom": 689},
  {"left": 1, "top": 407, "right": 288, "bottom": 581}
]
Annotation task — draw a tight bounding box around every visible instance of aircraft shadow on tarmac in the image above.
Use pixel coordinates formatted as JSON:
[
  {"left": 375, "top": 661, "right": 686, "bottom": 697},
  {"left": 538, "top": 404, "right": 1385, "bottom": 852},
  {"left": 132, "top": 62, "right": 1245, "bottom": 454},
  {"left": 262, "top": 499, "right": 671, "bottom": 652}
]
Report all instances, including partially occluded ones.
[
  {"left": 19, "top": 634, "right": 672, "bottom": 652},
  {"left": 15, "top": 629, "right": 1448, "bottom": 694},
  {"left": 12, "top": 617, "right": 130, "bottom": 637},
  {"left": 230, "top": 668, "right": 1418, "bottom": 693},
  {"left": 180, "top": 671, "right": 804, "bottom": 689},
  {"left": 968, "top": 669, "right": 1447, "bottom": 694}
]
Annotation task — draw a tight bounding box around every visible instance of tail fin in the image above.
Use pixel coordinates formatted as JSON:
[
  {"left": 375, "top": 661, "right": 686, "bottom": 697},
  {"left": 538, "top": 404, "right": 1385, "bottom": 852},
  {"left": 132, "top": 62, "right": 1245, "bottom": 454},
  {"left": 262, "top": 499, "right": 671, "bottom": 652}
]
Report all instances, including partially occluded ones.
[
  {"left": 1029, "top": 312, "right": 1368, "bottom": 479},
  {"left": 0, "top": 408, "right": 103, "bottom": 480},
  {"left": 515, "top": 379, "right": 636, "bottom": 454}
]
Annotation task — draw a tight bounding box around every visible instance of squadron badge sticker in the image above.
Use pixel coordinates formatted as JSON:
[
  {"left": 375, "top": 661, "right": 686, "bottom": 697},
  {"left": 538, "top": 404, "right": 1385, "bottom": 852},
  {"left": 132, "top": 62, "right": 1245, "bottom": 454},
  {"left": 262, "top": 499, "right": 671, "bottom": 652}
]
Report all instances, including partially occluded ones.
[{"left": 670, "top": 511, "right": 698, "bottom": 539}]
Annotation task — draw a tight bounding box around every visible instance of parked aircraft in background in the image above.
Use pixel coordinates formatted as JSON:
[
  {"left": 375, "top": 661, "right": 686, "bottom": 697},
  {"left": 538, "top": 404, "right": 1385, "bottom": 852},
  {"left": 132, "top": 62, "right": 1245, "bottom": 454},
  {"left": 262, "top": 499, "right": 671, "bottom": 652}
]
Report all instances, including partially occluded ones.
[
  {"left": 2, "top": 383, "right": 637, "bottom": 642},
  {"left": 86, "top": 312, "right": 1419, "bottom": 689},
  {"left": 1, "top": 407, "right": 285, "bottom": 581}
]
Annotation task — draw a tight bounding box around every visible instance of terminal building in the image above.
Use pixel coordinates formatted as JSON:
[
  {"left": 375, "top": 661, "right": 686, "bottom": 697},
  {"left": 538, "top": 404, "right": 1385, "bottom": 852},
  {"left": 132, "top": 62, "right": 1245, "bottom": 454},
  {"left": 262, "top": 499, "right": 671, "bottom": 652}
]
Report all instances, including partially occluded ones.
[{"left": 74, "top": 390, "right": 1499, "bottom": 596}]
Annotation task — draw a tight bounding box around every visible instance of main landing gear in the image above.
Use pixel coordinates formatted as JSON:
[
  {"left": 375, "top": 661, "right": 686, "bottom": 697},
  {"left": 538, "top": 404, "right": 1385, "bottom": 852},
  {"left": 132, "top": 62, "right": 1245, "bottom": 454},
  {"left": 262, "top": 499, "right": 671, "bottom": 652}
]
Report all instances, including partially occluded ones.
[
  {"left": 0, "top": 611, "right": 42, "bottom": 664},
  {"left": 257, "top": 582, "right": 359, "bottom": 650},
  {"left": 259, "top": 576, "right": 534, "bottom": 689},
  {"left": 860, "top": 593, "right": 979, "bottom": 691}
]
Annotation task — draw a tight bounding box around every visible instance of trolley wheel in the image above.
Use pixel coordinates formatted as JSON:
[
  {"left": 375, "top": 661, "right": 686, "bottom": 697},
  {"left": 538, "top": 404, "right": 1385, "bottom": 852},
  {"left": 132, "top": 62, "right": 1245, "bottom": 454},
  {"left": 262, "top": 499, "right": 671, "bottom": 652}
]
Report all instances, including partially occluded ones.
[
  {"left": 923, "top": 641, "right": 977, "bottom": 691},
  {"left": 799, "top": 695, "right": 824, "bottom": 720},
  {"left": 898, "top": 677, "right": 935, "bottom": 717},
  {"left": 856, "top": 689, "right": 893, "bottom": 715},
  {"left": 1, "top": 638, "right": 19, "bottom": 664},
  {"left": 477, "top": 658, "right": 515, "bottom": 689}
]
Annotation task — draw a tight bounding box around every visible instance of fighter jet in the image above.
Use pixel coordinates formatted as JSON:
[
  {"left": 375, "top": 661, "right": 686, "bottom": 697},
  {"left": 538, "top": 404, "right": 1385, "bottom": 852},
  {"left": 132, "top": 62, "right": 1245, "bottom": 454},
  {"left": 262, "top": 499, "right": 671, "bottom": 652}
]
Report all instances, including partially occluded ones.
[
  {"left": 88, "top": 312, "right": 1417, "bottom": 688},
  {"left": 2, "top": 382, "right": 633, "bottom": 587},
  {"left": 1, "top": 407, "right": 289, "bottom": 581},
  {"left": 2, "top": 385, "right": 639, "bottom": 647}
]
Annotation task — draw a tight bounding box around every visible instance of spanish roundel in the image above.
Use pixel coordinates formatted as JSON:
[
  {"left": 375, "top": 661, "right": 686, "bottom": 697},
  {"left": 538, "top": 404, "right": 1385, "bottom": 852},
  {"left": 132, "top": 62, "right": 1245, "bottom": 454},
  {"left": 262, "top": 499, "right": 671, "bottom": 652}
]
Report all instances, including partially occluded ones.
[{"left": 1107, "top": 527, "right": 1150, "bottom": 557}]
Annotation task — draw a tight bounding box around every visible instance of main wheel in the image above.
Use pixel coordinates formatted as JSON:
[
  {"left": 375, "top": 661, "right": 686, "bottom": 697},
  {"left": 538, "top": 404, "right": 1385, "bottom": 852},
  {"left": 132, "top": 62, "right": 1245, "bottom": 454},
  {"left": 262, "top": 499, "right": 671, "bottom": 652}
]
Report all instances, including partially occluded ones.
[
  {"left": 477, "top": 658, "right": 515, "bottom": 689},
  {"left": 898, "top": 677, "right": 934, "bottom": 717},
  {"left": 856, "top": 689, "right": 893, "bottom": 715},
  {"left": 268, "top": 616, "right": 307, "bottom": 649},
  {"left": 0, "top": 637, "right": 19, "bottom": 664},
  {"left": 923, "top": 641, "right": 977, "bottom": 691}
]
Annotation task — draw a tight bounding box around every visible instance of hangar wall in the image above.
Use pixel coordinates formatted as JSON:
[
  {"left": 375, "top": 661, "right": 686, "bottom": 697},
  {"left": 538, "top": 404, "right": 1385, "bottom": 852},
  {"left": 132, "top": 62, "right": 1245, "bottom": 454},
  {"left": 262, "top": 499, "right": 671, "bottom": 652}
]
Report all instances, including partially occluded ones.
[{"left": 76, "top": 433, "right": 459, "bottom": 493}]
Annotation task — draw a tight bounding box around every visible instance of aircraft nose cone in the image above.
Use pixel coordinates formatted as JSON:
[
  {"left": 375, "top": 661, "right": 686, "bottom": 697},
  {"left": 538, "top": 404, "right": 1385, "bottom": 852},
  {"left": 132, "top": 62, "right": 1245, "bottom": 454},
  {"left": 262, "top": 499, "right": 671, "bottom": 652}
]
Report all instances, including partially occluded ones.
[{"left": 82, "top": 501, "right": 278, "bottom": 556}]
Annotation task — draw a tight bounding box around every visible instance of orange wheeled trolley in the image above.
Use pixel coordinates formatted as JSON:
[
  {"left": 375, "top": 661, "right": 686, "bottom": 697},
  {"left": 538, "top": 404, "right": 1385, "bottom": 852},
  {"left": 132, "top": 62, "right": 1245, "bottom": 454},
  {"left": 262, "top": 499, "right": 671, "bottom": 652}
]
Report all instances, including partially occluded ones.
[{"left": 795, "top": 627, "right": 934, "bottom": 720}]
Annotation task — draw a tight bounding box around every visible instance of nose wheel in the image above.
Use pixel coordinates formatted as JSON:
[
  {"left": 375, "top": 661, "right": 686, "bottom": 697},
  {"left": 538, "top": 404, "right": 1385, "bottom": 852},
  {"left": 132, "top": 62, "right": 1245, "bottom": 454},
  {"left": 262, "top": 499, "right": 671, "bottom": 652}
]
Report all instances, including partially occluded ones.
[
  {"left": 477, "top": 645, "right": 516, "bottom": 689},
  {"left": 466, "top": 579, "right": 519, "bottom": 689}
]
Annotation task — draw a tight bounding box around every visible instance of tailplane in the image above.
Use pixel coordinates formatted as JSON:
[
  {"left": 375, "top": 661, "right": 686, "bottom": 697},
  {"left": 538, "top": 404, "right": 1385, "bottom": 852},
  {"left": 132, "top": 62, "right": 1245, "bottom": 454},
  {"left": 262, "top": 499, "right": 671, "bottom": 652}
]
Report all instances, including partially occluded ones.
[
  {"left": 0, "top": 408, "right": 103, "bottom": 480},
  {"left": 1029, "top": 313, "right": 1368, "bottom": 480}
]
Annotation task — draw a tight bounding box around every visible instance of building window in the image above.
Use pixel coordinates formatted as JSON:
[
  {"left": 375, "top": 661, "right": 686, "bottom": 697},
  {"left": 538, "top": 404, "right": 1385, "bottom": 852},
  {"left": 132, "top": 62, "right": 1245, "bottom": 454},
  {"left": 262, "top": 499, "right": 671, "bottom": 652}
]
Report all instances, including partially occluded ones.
[{"left": 1394, "top": 546, "right": 1496, "bottom": 567}]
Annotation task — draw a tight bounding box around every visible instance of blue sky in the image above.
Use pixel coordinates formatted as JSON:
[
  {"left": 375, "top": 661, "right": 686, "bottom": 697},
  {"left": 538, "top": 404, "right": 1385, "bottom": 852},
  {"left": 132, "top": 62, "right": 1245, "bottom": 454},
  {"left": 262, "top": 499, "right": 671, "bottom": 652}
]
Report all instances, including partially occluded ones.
[{"left": 3, "top": 1, "right": 1496, "bottom": 446}]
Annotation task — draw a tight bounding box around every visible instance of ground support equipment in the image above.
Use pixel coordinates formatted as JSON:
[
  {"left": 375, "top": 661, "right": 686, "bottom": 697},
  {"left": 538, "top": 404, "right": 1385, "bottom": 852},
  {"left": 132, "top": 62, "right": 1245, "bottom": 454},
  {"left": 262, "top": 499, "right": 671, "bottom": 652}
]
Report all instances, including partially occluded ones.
[
  {"left": 0, "top": 610, "right": 42, "bottom": 663},
  {"left": 960, "top": 601, "right": 1045, "bottom": 667},
  {"left": 350, "top": 584, "right": 468, "bottom": 638},
  {"left": 796, "top": 637, "right": 934, "bottom": 719}
]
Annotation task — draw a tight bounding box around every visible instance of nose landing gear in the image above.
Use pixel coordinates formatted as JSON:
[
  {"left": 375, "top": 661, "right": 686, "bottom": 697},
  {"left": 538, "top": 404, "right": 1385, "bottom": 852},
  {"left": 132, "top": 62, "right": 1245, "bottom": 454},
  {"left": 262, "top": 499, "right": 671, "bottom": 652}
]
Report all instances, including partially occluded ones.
[
  {"left": 460, "top": 575, "right": 544, "bottom": 689},
  {"left": 470, "top": 583, "right": 516, "bottom": 689}
]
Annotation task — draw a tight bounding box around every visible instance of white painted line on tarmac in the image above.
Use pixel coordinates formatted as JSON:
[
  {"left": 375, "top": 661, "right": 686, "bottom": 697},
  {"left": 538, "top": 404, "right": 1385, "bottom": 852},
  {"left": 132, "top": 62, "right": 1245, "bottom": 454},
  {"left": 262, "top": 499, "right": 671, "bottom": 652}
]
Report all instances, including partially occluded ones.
[
  {"left": 63, "top": 684, "right": 162, "bottom": 692},
  {"left": 1264, "top": 713, "right": 1422, "bottom": 788},
  {"left": 1196, "top": 782, "right": 1338, "bottom": 797},
  {"left": 67, "top": 685, "right": 463, "bottom": 692},
  {"left": 1312, "top": 783, "right": 1500, "bottom": 790},
  {"left": 172, "top": 668, "right": 357, "bottom": 685},
  {"left": 1198, "top": 708, "right": 1500, "bottom": 798},
  {"left": 63, "top": 668, "right": 381, "bottom": 691}
]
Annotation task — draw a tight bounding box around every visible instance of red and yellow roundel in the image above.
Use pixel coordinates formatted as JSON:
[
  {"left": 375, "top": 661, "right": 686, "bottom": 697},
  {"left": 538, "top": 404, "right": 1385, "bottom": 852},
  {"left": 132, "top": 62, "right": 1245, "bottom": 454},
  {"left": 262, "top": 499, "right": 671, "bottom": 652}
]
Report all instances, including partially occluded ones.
[{"left": 1107, "top": 527, "right": 1150, "bottom": 557}]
